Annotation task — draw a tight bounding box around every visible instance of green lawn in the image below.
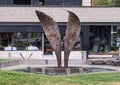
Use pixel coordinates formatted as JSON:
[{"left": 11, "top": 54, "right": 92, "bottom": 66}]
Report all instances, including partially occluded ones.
[
  {"left": 0, "top": 70, "right": 120, "bottom": 85},
  {"left": 0, "top": 59, "right": 10, "bottom": 62}
]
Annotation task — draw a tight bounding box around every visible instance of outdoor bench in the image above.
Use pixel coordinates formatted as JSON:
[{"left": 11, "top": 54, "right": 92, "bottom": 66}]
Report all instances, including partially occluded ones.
[{"left": 87, "top": 55, "right": 116, "bottom": 65}]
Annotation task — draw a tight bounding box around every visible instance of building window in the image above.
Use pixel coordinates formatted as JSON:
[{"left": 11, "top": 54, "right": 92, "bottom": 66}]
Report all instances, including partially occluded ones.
[
  {"left": 73, "top": 37, "right": 81, "bottom": 51},
  {"left": 45, "top": 0, "right": 82, "bottom": 6},
  {"left": 44, "top": 35, "right": 53, "bottom": 55},
  {"left": 0, "top": 32, "right": 42, "bottom": 51},
  {"left": 45, "top": 0, "right": 63, "bottom": 5},
  {"left": 13, "top": 32, "right": 42, "bottom": 50},
  {"left": 89, "top": 26, "right": 111, "bottom": 53},
  {"left": 111, "top": 26, "right": 120, "bottom": 50},
  {"left": 13, "top": 0, "right": 31, "bottom": 5},
  {"left": 64, "top": 0, "right": 82, "bottom": 6},
  {"left": 0, "top": 0, "right": 6, "bottom": 5},
  {"left": 0, "top": 0, "right": 82, "bottom": 6},
  {"left": 39, "top": 0, "right": 44, "bottom": 5},
  {"left": 0, "top": 33, "right": 12, "bottom": 50}
]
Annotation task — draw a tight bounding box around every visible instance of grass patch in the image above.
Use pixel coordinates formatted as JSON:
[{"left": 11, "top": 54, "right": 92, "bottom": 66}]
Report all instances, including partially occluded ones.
[
  {"left": 0, "top": 70, "right": 120, "bottom": 85},
  {"left": 0, "top": 59, "right": 11, "bottom": 62}
]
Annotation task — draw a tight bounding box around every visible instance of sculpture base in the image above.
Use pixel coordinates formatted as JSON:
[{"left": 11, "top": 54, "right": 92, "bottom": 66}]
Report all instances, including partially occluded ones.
[{"left": 27, "top": 67, "right": 88, "bottom": 76}]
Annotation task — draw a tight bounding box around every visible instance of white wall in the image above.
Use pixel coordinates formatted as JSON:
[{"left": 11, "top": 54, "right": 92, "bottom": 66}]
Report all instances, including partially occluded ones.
[
  {"left": 0, "top": 51, "right": 43, "bottom": 59},
  {"left": 82, "top": 0, "right": 91, "bottom": 6},
  {"left": 53, "top": 51, "right": 86, "bottom": 60},
  {"left": 0, "top": 51, "right": 86, "bottom": 60}
]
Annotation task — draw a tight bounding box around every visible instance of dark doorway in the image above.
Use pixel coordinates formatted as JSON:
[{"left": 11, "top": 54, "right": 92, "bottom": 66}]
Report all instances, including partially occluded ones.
[{"left": 13, "top": 0, "right": 31, "bottom": 5}]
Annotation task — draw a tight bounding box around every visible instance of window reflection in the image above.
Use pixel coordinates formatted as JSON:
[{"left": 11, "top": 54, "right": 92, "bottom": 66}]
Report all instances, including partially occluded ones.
[
  {"left": 39, "top": 0, "right": 44, "bottom": 5},
  {"left": 13, "top": 0, "right": 31, "bottom": 5},
  {"left": 0, "top": 0, "right": 6, "bottom": 5},
  {"left": 45, "top": 0, "right": 63, "bottom": 5},
  {"left": 0, "top": 33, "right": 12, "bottom": 50},
  {"left": 73, "top": 37, "right": 80, "bottom": 51},
  {"left": 64, "top": 0, "right": 82, "bottom": 6},
  {"left": 45, "top": 0, "right": 82, "bottom": 6},
  {"left": 28, "top": 33, "right": 42, "bottom": 50},
  {"left": 0, "top": 32, "right": 42, "bottom": 51},
  {"left": 44, "top": 35, "right": 53, "bottom": 55},
  {"left": 0, "top": 28, "right": 81, "bottom": 52},
  {"left": 12, "top": 32, "right": 27, "bottom": 50},
  {"left": 0, "top": 0, "right": 82, "bottom": 6},
  {"left": 111, "top": 26, "right": 120, "bottom": 49},
  {"left": 89, "top": 26, "right": 111, "bottom": 53}
]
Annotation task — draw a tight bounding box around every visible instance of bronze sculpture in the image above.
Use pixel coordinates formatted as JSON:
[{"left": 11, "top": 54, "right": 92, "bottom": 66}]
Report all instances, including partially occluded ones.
[
  {"left": 36, "top": 10, "right": 81, "bottom": 68},
  {"left": 64, "top": 11, "right": 81, "bottom": 68},
  {"left": 36, "top": 10, "right": 62, "bottom": 68}
]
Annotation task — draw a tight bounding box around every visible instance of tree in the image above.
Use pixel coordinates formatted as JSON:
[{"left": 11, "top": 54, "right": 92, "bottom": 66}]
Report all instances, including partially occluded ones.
[
  {"left": 95, "top": 0, "right": 113, "bottom": 6},
  {"left": 113, "top": 0, "right": 120, "bottom": 6}
]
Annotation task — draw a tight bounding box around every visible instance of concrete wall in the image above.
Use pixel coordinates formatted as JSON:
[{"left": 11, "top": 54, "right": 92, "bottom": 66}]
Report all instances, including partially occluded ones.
[
  {"left": 82, "top": 0, "right": 91, "bottom": 6},
  {"left": 1, "top": 7, "right": 120, "bottom": 23},
  {"left": 53, "top": 51, "right": 83, "bottom": 59},
  {"left": 0, "top": 51, "right": 86, "bottom": 60},
  {"left": 0, "top": 51, "right": 43, "bottom": 59}
]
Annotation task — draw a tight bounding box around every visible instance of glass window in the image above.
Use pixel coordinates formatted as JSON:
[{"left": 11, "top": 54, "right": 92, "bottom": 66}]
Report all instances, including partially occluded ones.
[
  {"left": 13, "top": 0, "right": 31, "bottom": 5},
  {"left": 0, "top": 32, "right": 42, "bottom": 51},
  {"left": 39, "top": 0, "right": 44, "bottom": 5},
  {"left": 0, "top": 0, "right": 82, "bottom": 6},
  {"left": 111, "top": 26, "right": 120, "bottom": 48},
  {"left": 27, "top": 32, "right": 42, "bottom": 50},
  {"left": 45, "top": 0, "right": 82, "bottom": 6},
  {"left": 0, "top": 33, "right": 12, "bottom": 50},
  {"left": 45, "top": 0, "right": 63, "bottom": 5},
  {"left": 44, "top": 35, "right": 53, "bottom": 55},
  {"left": 59, "top": 25, "right": 66, "bottom": 51},
  {"left": 12, "top": 32, "right": 27, "bottom": 50},
  {"left": 89, "top": 26, "right": 111, "bottom": 53},
  {"left": 64, "top": 0, "right": 82, "bottom": 6},
  {"left": 73, "top": 37, "right": 81, "bottom": 51},
  {"left": 12, "top": 32, "right": 42, "bottom": 51},
  {"left": 0, "top": 0, "right": 6, "bottom": 5}
]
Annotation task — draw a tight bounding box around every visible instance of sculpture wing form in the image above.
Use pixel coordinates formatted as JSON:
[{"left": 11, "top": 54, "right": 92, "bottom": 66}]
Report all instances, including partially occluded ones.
[
  {"left": 35, "top": 10, "right": 61, "bottom": 68},
  {"left": 64, "top": 11, "right": 81, "bottom": 68}
]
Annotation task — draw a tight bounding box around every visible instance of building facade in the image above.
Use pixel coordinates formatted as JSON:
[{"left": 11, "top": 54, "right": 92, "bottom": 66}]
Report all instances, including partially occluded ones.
[{"left": 0, "top": 0, "right": 120, "bottom": 56}]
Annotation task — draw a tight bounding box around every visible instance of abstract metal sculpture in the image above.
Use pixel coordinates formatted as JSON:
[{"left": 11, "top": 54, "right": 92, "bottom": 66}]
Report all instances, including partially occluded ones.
[
  {"left": 36, "top": 10, "right": 81, "bottom": 68},
  {"left": 35, "top": 10, "right": 62, "bottom": 68},
  {"left": 64, "top": 11, "right": 81, "bottom": 68}
]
